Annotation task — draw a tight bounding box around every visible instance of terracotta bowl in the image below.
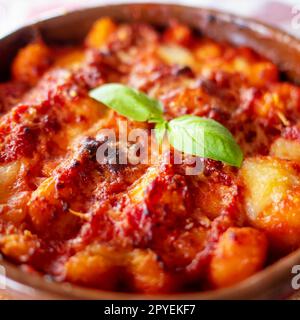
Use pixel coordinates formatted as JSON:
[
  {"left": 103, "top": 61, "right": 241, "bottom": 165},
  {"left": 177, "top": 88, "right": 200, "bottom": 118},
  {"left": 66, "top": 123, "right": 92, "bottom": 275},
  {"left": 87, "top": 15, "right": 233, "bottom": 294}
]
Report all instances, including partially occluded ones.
[{"left": 1, "top": 3, "right": 300, "bottom": 300}]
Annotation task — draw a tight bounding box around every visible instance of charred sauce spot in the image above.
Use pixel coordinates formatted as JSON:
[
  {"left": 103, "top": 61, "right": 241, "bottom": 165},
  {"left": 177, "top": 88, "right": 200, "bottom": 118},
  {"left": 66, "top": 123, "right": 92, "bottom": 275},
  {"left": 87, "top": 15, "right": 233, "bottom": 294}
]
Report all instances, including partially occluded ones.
[
  {"left": 172, "top": 65, "right": 194, "bottom": 77},
  {"left": 83, "top": 137, "right": 101, "bottom": 156},
  {"left": 104, "top": 146, "right": 128, "bottom": 173}
]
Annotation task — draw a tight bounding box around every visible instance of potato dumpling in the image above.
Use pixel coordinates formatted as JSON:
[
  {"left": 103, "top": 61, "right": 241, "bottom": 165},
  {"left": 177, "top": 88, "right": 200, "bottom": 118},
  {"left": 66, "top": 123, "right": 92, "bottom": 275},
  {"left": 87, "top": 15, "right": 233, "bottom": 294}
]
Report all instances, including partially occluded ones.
[
  {"left": 241, "top": 157, "right": 300, "bottom": 251},
  {"left": 128, "top": 167, "right": 158, "bottom": 204},
  {"left": 194, "top": 40, "right": 222, "bottom": 61},
  {"left": 158, "top": 45, "right": 195, "bottom": 69},
  {"left": 85, "top": 17, "right": 116, "bottom": 48},
  {"left": 270, "top": 137, "right": 300, "bottom": 161},
  {"left": 65, "top": 244, "right": 121, "bottom": 290},
  {"left": 65, "top": 245, "right": 171, "bottom": 292},
  {"left": 163, "top": 22, "right": 192, "bottom": 46},
  {"left": 209, "top": 227, "right": 267, "bottom": 288},
  {"left": 0, "top": 160, "right": 21, "bottom": 202},
  {"left": 246, "top": 62, "right": 278, "bottom": 87},
  {"left": 127, "top": 249, "right": 173, "bottom": 293},
  {"left": 54, "top": 50, "right": 85, "bottom": 69},
  {"left": 11, "top": 42, "right": 51, "bottom": 85},
  {"left": 192, "top": 180, "right": 238, "bottom": 220},
  {"left": 0, "top": 231, "right": 39, "bottom": 263},
  {"left": 27, "top": 177, "right": 57, "bottom": 231}
]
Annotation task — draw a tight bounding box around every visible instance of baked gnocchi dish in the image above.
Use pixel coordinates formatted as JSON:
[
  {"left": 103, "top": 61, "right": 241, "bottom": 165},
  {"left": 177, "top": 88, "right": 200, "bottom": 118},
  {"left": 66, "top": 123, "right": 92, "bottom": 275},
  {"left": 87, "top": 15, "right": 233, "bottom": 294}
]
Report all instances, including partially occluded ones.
[{"left": 0, "top": 17, "right": 300, "bottom": 293}]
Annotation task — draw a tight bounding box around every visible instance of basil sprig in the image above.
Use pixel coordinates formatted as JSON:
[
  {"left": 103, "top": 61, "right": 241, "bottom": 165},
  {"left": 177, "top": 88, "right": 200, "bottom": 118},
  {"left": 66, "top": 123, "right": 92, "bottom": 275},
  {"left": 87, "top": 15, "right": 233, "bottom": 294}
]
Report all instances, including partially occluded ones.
[
  {"left": 167, "top": 116, "right": 243, "bottom": 167},
  {"left": 89, "top": 83, "right": 163, "bottom": 123},
  {"left": 89, "top": 84, "right": 243, "bottom": 167}
]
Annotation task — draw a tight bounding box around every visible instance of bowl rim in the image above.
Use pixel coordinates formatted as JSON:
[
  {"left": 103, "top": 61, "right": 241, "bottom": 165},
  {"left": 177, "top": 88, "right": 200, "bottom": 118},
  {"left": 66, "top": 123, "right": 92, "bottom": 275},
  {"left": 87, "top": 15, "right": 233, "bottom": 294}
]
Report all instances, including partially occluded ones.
[{"left": 1, "top": 2, "right": 300, "bottom": 300}]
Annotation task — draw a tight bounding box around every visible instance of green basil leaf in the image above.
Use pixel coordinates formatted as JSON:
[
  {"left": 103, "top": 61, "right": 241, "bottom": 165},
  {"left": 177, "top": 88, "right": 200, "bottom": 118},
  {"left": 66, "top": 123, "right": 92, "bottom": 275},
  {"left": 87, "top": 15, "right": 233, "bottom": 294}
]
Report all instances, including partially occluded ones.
[
  {"left": 167, "top": 115, "right": 243, "bottom": 167},
  {"left": 154, "top": 121, "right": 167, "bottom": 145},
  {"left": 89, "top": 83, "right": 164, "bottom": 122}
]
